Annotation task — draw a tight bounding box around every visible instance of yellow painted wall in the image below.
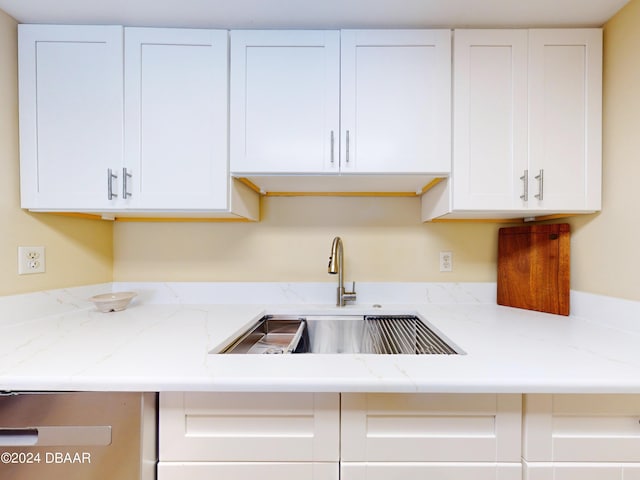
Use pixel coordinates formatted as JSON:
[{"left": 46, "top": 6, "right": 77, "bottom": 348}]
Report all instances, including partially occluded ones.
[
  {"left": 114, "top": 196, "right": 503, "bottom": 282},
  {"left": 566, "top": 0, "right": 640, "bottom": 301},
  {"left": 0, "top": 10, "right": 113, "bottom": 296}
]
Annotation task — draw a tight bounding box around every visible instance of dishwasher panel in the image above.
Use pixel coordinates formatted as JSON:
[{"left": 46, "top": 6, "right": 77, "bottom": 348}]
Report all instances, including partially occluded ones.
[{"left": 0, "top": 392, "right": 157, "bottom": 480}]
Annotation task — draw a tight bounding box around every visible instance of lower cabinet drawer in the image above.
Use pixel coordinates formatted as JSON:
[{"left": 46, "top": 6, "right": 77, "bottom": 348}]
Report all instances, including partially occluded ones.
[
  {"left": 523, "top": 461, "right": 640, "bottom": 480},
  {"left": 158, "top": 462, "right": 339, "bottom": 480},
  {"left": 159, "top": 392, "right": 339, "bottom": 462},
  {"left": 341, "top": 462, "right": 522, "bottom": 480},
  {"left": 523, "top": 394, "right": 640, "bottom": 462},
  {"left": 341, "top": 393, "right": 522, "bottom": 462}
]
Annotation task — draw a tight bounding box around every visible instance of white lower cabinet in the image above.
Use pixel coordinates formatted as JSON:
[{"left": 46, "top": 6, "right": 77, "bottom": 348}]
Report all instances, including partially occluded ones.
[
  {"left": 158, "top": 392, "right": 339, "bottom": 461},
  {"left": 158, "top": 392, "right": 340, "bottom": 479},
  {"left": 523, "top": 394, "right": 640, "bottom": 480},
  {"left": 342, "top": 393, "right": 522, "bottom": 462},
  {"left": 158, "top": 462, "right": 338, "bottom": 480},
  {"left": 159, "top": 392, "right": 523, "bottom": 479},
  {"left": 523, "top": 461, "right": 640, "bottom": 480},
  {"left": 159, "top": 392, "right": 640, "bottom": 479},
  {"left": 341, "top": 393, "right": 522, "bottom": 479}
]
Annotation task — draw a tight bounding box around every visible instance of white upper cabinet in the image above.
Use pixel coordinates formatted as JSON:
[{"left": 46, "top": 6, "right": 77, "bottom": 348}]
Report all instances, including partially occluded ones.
[
  {"left": 230, "top": 30, "right": 340, "bottom": 174},
  {"left": 422, "top": 28, "right": 602, "bottom": 221},
  {"left": 340, "top": 30, "right": 451, "bottom": 174},
  {"left": 124, "top": 28, "right": 229, "bottom": 210},
  {"left": 19, "top": 25, "right": 258, "bottom": 218},
  {"left": 19, "top": 25, "right": 124, "bottom": 210},
  {"left": 19, "top": 25, "right": 602, "bottom": 219},
  {"left": 528, "top": 29, "right": 602, "bottom": 212},
  {"left": 230, "top": 29, "right": 451, "bottom": 178},
  {"left": 451, "top": 30, "right": 528, "bottom": 211}
]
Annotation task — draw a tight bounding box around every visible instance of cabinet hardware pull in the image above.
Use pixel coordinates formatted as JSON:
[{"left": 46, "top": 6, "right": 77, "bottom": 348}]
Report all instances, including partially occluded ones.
[
  {"left": 520, "top": 170, "right": 528, "bottom": 201},
  {"left": 0, "top": 428, "right": 38, "bottom": 446},
  {"left": 345, "top": 130, "right": 350, "bottom": 164},
  {"left": 330, "top": 131, "right": 335, "bottom": 165},
  {"left": 123, "top": 168, "right": 132, "bottom": 199},
  {"left": 535, "top": 169, "right": 544, "bottom": 201},
  {"left": 107, "top": 168, "right": 118, "bottom": 200}
]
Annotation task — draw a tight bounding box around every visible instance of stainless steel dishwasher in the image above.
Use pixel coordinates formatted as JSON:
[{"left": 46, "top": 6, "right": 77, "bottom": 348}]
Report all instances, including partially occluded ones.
[{"left": 0, "top": 391, "right": 156, "bottom": 480}]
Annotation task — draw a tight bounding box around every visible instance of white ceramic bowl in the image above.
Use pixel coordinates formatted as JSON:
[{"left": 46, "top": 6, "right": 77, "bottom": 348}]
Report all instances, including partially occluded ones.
[{"left": 90, "top": 292, "right": 137, "bottom": 313}]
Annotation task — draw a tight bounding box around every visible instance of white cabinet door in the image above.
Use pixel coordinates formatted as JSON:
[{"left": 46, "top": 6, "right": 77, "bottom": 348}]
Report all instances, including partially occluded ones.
[
  {"left": 452, "top": 29, "right": 528, "bottom": 210},
  {"left": 341, "top": 393, "right": 522, "bottom": 463},
  {"left": 528, "top": 29, "right": 602, "bottom": 212},
  {"left": 523, "top": 394, "right": 640, "bottom": 463},
  {"left": 340, "top": 30, "right": 451, "bottom": 174},
  {"left": 342, "top": 462, "right": 522, "bottom": 480},
  {"left": 124, "top": 28, "right": 229, "bottom": 210},
  {"left": 452, "top": 28, "right": 602, "bottom": 214},
  {"left": 18, "top": 25, "right": 123, "bottom": 210},
  {"left": 230, "top": 30, "right": 340, "bottom": 174},
  {"left": 159, "top": 392, "right": 340, "bottom": 462},
  {"left": 158, "top": 462, "right": 339, "bottom": 480}
]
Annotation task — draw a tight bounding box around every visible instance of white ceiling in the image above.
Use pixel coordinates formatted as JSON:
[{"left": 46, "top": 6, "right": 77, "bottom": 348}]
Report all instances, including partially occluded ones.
[{"left": 0, "top": 0, "right": 631, "bottom": 29}]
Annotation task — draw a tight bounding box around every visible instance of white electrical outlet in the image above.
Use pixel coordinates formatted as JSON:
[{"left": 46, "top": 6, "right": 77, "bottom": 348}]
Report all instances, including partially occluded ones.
[
  {"left": 18, "top": 246, "right": 46, "bottom": 275},
  {"left": 439, "top": 251, "right": 452, "bottom": 272}
]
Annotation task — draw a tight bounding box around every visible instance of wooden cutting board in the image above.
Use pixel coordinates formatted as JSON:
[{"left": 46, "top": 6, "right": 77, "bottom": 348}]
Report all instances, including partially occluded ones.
[{"left": 497, "top": 224, "right": 570, "bottom": 316}]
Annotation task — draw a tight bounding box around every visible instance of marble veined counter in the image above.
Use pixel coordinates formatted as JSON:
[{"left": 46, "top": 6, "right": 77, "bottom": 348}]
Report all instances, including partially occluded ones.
[{"left": 1, "top": 282, "right": 639, "bottom": 393}]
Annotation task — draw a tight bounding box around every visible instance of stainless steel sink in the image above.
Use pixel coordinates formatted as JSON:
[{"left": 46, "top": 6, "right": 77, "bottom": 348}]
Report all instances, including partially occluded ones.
[{"left": 219, "top": 314, "right": 461, "bottom": 355}]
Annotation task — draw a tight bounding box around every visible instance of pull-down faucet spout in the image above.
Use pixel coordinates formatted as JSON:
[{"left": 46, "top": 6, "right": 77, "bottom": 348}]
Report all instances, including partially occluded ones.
[{"left": 328, "top": 236, "right": 357, "bottom": 307}]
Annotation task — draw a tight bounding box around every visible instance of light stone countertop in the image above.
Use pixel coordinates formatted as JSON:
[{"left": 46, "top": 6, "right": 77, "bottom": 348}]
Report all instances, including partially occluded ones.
[{"left": 1, "top": 282, "right": 639, "bottom": 393}]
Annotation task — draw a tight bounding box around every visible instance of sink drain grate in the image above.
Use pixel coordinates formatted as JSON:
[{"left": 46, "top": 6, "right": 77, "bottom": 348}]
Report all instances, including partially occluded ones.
[{"left": 363, "top": 315, "right": 457, "bottom": 355}]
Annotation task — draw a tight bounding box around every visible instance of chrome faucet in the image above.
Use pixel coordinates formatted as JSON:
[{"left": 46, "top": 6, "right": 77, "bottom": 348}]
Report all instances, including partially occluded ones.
[{"left": 328, "top": 236, "right": 357, "bottom": 307}]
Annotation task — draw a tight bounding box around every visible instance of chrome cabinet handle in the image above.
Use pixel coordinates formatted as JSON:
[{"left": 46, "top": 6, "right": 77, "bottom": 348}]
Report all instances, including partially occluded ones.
[
  {"left": 122, "top": 168, "right": 132, "bottom": 199},
  {"left": 535, "top": 169, "right": 544, "bottom": 200},
  {"left": 345, "top": 130, "right": 350, "bottom": 164},
  {"left": 330, "top": 131, "right": 335, "bottom": 165},
  {"left": 520, "top": 170, "right": 528, "bottom": 201},
  {"left": 107, "top": 168, "right": 118, "bottom": 200}
]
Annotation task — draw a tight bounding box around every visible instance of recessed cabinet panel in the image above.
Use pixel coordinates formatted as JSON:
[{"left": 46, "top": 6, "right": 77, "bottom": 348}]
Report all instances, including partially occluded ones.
[
  {"left": 125, "top": 28, "right": 229, "bottom": 210},
  {"left": 159, "top": 392, "right": 340, "bottom": 462},
  {"left": 452, "top": 30, "right": 528, "bottom": 210},
  {"left": 530, "top": 45, "right": 586, "bottom": 206},
  {"left": 340, "top": 30, "right": 451, "bottom": 174},
  {"left": 230, "top": 30, "right": 340, "bottom": 174},
  {"left": 18, "top": 25, "right": 124, "bottom": 210},
  {"left": 341, "top": 393, "right": 522, "bottom": 463}
]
